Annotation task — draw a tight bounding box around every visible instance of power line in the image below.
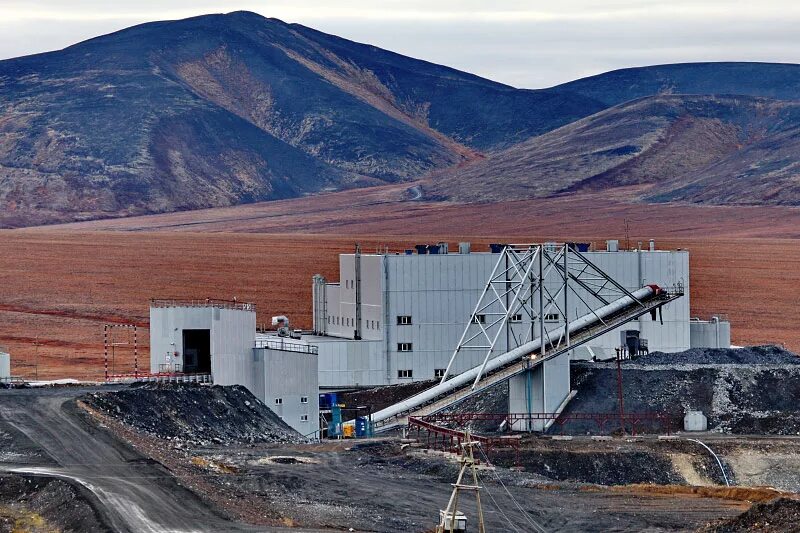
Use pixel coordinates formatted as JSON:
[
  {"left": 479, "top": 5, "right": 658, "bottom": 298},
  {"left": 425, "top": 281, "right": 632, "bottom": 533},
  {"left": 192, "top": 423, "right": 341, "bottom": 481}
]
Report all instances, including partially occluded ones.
[{"left": 475, "top": 445, "right": 548, "bottom": 533}]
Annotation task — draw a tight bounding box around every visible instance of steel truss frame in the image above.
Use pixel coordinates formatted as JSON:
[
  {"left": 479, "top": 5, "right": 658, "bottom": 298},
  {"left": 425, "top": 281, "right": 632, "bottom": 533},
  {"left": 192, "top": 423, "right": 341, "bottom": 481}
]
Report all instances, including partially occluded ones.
[{"left": 439, "top": 243, "right": 650, "bottom": 388}]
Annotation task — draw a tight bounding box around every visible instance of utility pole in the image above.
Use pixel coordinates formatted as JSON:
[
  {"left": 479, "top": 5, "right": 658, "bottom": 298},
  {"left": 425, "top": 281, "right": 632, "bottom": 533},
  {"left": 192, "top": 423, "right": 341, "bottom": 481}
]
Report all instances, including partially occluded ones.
[
  {"left": 615, "top": 347, "right": 626, "bottom": 435},
  {"left": 624, "top": 218, "right": 631, "bottom": 251},
  {"left": 34, "top": 336, "right": 40, "bottom": 381},
  {"left": 436, "top": 429, "right": 485, "bottom": 533}
]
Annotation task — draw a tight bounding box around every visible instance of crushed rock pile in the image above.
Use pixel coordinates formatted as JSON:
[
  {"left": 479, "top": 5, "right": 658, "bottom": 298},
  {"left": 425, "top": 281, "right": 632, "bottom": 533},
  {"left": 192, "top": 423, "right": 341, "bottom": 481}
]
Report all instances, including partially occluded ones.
[
  {"left": 704, "top": 498, "right": 800, "bottom": 532},
  {"left": 567, "top": 346, "right": 800, "bottom": 435},
  {"left": 82, "top": 383, "right": 301, "bottom": 446},
  {"left": 0, "top": 474, "right": 108, "bottom": 533},
  {"left": 635, "top": 345, "right": 800, "bottom": 366}
]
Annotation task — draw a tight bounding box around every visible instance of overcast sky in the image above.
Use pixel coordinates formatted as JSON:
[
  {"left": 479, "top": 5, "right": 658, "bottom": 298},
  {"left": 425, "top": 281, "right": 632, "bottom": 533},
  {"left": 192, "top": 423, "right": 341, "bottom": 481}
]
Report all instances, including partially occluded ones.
[{"left": 0, "top": 1, "right": 798, "bottom": 88}]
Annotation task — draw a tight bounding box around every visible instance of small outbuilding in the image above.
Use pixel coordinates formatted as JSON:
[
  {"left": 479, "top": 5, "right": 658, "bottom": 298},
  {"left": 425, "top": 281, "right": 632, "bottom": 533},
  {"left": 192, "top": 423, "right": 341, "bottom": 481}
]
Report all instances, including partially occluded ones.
[{"left": 149, "top": 299, "right": 319, "bottom": 435}]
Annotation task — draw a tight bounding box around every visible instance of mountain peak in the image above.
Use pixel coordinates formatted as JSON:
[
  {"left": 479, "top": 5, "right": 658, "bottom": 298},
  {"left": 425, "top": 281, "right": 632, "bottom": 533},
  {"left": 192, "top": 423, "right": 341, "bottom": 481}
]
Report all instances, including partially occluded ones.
[{"left": 1, "top": 14, "right": 799, "bottom": 228}]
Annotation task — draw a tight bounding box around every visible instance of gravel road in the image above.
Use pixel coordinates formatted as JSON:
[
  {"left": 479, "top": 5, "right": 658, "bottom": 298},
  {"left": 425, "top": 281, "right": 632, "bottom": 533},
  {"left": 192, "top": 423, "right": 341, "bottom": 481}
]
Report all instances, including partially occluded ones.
[{"left": 0, "top": 387, "right": 267, "bottom": 533}]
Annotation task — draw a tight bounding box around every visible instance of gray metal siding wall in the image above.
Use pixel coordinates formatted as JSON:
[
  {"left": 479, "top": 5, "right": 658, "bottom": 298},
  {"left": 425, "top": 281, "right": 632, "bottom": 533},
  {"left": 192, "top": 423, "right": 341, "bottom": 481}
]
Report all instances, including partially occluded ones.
[
  {"left": 568, "top": 251, "right": 690, "bottom": 358},
  {"left": 316, "top": 339, "right": 384, "bottom": 388},
  {"left": 690, "top": 320, "right": 731, "bottom": 348},
  {"left": 318, "top": 249, "right": 692, "bottom": 385},
  {"left": 210, "top": 308, "right": 257, "bottom": 390},
  {"left": 384, "top": 250, "right": 690, "bottom": 383},
  {"left": 386, "top": 253, "right": 501, "bottom": 383},
  {"left": 149, "top": 306, "right": 215, "bottom": 373},
  {"left": 257, "top": 348, "right": 320, "bottom": 435},
  {"left": 149, "top": 306, "right": 256, "bottom": 387},
  {"left": 324, "top": 254, "right": 384, "bottom": 341}
]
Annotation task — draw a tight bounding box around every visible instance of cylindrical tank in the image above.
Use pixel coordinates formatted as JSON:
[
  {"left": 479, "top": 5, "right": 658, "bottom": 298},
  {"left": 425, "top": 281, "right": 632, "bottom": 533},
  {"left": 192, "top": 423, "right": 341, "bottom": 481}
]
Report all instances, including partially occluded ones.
[
  {"left": 355, "top": 416, "right": 370, "bottom": 437},
  {"left": 0, "top": 351, "right": 10, "bottom": 381},
  {"left": 684, "top": 410, "right": 708, "bottom": 431}
]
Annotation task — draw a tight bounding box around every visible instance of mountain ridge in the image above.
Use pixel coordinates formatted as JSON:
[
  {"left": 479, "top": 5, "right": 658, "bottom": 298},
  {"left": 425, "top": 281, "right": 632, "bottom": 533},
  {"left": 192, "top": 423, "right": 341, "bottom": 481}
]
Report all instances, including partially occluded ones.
[{"left": 1, "top": 11, "right": 799, "bottom": 228}]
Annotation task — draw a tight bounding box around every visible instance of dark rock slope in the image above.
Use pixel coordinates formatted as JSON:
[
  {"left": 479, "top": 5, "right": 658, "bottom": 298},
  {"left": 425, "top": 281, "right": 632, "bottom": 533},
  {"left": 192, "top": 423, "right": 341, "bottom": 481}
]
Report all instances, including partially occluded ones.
[
  {"left": 0, "top": 11, "right": 603, "bottom": 227},
  {"left": 426, "top": 95, "right": 800, "bottom": 206}
]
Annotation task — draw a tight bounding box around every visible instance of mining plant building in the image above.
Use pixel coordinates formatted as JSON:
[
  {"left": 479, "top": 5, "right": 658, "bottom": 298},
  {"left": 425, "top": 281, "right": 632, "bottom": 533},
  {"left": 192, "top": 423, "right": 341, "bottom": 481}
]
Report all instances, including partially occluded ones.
[{"left": 280, "top": 241, "right": 730, "bottom": 389}]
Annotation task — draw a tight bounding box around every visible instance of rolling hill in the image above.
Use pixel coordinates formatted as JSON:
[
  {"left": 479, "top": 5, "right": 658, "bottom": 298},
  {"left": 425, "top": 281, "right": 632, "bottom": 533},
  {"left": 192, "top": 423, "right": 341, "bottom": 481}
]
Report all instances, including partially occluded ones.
[
  {"left": 551, "top": 62, "right": 800, "bottom": 106},
  {"left": 1, "top": 12, "right": 800, "bottom": 227},
  {"left": 0, "top": 11, "right": 603, "bottom": 227},
  {"left": 424, "top": 95, "right": 800, "bottom": 205}
]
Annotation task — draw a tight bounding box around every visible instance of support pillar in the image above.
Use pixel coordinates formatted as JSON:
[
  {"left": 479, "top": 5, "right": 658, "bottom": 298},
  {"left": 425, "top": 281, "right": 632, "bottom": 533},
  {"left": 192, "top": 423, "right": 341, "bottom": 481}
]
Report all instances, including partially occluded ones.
[{"left": 508, "top": 353, "right": 572, "bottom": 432}]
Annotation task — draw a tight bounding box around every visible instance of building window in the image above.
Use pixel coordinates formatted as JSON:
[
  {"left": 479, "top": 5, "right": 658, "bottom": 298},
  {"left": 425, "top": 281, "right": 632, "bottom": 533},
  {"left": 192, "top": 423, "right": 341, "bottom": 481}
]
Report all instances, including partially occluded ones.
[
  {"left": 397, "top": 315, "right": 412, "bottom": 325},
  {"left": 275, "top": 398, "right": 283, "bottom": 405},
  {"left": 473, "top": 314, "right": 486, "bottom": 324},
  {"left": 301, "top": 396, "right": 308, "bottom": 404},
  {"left": 545, "top": 313, "right": 560, "bottom": 322},
  {"left": 376, "top": 321, "right": 380, "bottom": 330},
  {"left": 398, "top": 369, "right": 413, "bottom": 378},
  {"left": 397, "top": 343, "right": 413, "bottom": 352},
  {"left": 434, "top": 368, "right": 446, "bottom": 379},
  {"left": 510, "top": 313, "right": 523, "bottom": 323},
  {"left": 300, "top": 414, "right": 308, "bottom": 422}
]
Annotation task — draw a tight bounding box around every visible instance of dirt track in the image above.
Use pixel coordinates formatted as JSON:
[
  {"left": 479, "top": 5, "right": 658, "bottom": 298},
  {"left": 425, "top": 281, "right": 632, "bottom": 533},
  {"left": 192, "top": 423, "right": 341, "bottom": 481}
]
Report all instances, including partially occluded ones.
[
  {"left": 0, "top": 386, "right": 754, "bottom": 532},
  {"left": 0, "top": 387, "right": 266, "bottom": 532}
]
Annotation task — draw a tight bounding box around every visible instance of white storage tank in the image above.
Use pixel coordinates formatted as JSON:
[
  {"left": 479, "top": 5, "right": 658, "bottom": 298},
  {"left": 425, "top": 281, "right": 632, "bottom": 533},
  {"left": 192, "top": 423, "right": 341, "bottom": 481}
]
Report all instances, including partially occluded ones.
[
  {"left": 0, "top": 350, "right": 10, "bottom": 382},
  {"left": 684, "top": 410, "right": 708, "bottom": 431}
]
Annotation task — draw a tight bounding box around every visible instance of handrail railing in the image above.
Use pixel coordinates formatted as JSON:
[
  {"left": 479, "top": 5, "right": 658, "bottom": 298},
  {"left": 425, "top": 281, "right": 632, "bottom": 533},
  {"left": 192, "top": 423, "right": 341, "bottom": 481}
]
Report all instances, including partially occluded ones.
[
  {"left": 150, "top": 298, "right": 255, "bottom": 311},
  {"left": 255, "top": 338, "right": 319, "bottom": 355}
]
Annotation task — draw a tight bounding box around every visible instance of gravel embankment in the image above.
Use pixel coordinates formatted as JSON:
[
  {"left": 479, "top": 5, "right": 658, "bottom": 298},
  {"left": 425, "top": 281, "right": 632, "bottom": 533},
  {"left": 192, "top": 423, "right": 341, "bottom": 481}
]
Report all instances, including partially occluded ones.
[{"left": 82, "top": 383, "right": 301, "bottom": 446}]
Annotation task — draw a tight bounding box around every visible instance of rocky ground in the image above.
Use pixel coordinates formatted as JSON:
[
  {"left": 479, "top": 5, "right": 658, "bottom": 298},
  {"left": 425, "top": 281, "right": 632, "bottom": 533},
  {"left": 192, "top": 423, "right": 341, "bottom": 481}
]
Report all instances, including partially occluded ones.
[
  {"left": 0, "top": 474, "right": 109, "bottom": 533},
  {"left": 70, "top": 383, "right": 759, "bottom": 531},
  {"left": 82, "top": 383, "right": 301, "bottom": 446},
  {"left": 5, "top": 350, "right": 800, "bottom": 531},
  {"left": 703, "top": 497, "right": 800, "bottom": 532},
  {"left": 567, "top": 345, "right": 800, "bottom": 435}
]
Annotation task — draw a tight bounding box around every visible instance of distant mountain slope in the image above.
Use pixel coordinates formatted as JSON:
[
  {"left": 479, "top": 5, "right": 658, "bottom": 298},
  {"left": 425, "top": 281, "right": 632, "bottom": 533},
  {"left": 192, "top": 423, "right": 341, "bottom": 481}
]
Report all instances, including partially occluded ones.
[
  {"left": 0, "top": 11, "right": 602, "bottom": 227},
  {"left": 287, "top": 23, "right": 605, "bottom": 149},
  {"left": 424, "top": 95, "right": 800, "bottom": 206},
  {"left": 552, "top": 62, "right": 800, "bottom": 106},
  {"left": 2, "top": 12, "right": 800, "bottom": 227}
]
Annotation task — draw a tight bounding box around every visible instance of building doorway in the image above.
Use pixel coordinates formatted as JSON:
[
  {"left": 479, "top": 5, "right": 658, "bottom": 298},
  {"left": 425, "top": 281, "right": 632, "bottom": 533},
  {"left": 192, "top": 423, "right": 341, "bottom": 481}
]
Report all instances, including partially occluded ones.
[{"left": 182, "top": 329, "right": 211, "bottom": 373}]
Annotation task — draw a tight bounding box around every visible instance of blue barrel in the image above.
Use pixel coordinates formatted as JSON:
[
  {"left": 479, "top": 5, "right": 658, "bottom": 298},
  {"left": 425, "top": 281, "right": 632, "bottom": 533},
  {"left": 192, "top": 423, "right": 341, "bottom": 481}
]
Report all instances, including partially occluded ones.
[
  {"left": 415, "top": 244, "right": 427, "bottom": 254},
  {"left": 489, "top": 243, "right": 506, "bottom": 253},
  {"left": 355, "top": 416, "right": 370, "bottom": 437},
  {"left": 428, "top": 244, "right": 440, "bottom": 254}
]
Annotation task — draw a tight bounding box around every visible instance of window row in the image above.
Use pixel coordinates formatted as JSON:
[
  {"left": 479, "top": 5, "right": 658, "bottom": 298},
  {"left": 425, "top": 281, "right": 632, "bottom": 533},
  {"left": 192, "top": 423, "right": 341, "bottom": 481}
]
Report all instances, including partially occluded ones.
[
  {"left": 398, "top": 368, "right": 448, "bottom": 379},
  {"left": 275, "top": 396, "right": 309, "bottom": 405},
  {"left": 395, "top": 313, "right": 560, "bottom": 326},
  {"left": 327, "top": 315, "right": 380, "bottom": 330}
]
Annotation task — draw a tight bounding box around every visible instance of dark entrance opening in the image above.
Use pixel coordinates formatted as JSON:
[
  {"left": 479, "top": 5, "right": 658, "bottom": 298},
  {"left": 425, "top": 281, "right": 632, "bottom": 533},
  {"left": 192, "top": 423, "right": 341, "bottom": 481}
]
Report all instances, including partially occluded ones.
[{"left": 182, "top": 329, "right": 211, "bottom": 373}]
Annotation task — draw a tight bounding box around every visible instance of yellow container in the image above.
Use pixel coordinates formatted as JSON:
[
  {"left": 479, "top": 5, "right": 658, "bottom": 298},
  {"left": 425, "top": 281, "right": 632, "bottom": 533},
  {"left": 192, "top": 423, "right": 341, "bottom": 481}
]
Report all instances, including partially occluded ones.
[{"left": 343, "top": 425, "right": 355, "bottom": 438}]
